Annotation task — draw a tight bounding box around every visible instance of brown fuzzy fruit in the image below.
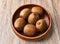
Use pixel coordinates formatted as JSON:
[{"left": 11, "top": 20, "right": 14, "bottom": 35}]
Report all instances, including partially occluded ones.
[
  {"left": 24, "top": 24, "right": 36, "bottom": 36},
  {"left": 31, "top": 7, "right": 43, "bottom": 15},
  {"left": 20, "top": 8, "right": 30, "bottom": 19},
  {"left": 36, "top": 19, "right": 47, "bottom": 32},
  {"left": 14, "top": 18, "right": 25, "bottom": 31},
  {"left": 28, "top": 13, "right": 39, "bottom": 24}
]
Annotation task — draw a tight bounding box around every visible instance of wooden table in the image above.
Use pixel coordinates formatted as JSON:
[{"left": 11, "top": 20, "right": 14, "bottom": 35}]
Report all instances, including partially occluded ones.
[{"left": 0, "top": 0, "right": 60, "bottom": 44}]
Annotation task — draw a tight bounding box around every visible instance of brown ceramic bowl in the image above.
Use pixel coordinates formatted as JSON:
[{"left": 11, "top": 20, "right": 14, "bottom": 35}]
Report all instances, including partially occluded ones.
[{"left": 12, "top": 4, "right": 52, "bottom": 40}]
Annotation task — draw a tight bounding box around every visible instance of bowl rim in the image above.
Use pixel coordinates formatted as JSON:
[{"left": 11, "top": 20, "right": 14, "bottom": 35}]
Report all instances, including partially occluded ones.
[{"left": 12, "top": 4, "right": 52, "bottom": 40}]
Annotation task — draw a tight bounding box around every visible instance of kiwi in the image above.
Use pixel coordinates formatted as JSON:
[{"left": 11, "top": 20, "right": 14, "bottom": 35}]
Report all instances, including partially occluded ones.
[
  {"left": 28, "top": 13, "right": 39, "bottom": 24},
  {"left": 20, "top": 8, "right": 30, "bottom": 19},
  {"left": 36, "top": 19, "right": 47, "bottom": 32},
  {"left": 14, "top": 18, "right": 25, "bottom": 31},
  {"left": 23, "top": 24, "right": 36, "bottom": 36},
  {"left": 31, "top": 7, "right": 43, "bottom": 15}
]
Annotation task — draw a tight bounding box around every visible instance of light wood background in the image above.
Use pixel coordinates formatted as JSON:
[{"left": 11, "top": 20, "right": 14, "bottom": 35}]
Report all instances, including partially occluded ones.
[{"left": 0, "top": 0, "right": 60, "bottom": 44}]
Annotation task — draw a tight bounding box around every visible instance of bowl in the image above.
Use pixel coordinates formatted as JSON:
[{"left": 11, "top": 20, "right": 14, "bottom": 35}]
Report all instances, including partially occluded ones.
[{"left": 12, "top": 4, "right": 52, "bottom": 40}]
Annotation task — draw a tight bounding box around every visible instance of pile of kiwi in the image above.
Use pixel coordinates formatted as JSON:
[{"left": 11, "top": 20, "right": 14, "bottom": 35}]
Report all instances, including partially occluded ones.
[{"left": 14, "top": 6, "right": 48, "bottom": 37}]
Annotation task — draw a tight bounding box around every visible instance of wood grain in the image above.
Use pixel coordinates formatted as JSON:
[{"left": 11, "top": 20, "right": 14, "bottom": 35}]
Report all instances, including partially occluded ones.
[{"left": 0, "top": 0, "right": 60, "bottom": 44}]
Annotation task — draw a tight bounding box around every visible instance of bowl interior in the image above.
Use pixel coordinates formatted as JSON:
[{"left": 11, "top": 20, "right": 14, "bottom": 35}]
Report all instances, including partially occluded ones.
[{"left": 12, "top": 4, "right": 51, "bottom": 40}]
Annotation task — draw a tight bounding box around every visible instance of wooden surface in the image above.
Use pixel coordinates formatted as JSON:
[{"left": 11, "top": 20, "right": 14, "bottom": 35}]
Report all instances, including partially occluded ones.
[{"left": 0, "top": 0, "right": 60, "bottom": 44}]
